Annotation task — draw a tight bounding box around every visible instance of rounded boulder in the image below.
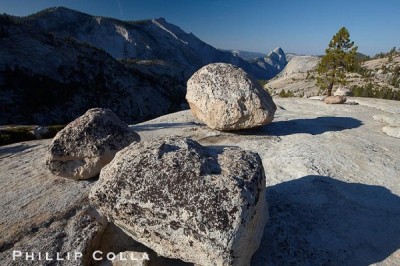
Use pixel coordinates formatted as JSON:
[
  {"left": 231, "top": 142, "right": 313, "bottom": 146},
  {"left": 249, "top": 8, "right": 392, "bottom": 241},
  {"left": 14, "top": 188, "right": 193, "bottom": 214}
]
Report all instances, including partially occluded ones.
[
  {"left": 186, "top": 63, "right": 276, "bottom": 131},
  {"left": 46, "top": 108, "right": 140, "bottom": 180}
]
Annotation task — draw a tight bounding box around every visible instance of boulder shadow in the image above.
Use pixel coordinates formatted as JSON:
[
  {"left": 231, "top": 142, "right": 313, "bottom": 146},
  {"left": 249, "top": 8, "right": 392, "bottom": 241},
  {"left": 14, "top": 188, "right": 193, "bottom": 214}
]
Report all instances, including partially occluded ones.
[
  {"left": 237, "top": 116, "right": 363, "bottom": 136},
  {"left": 251, "top": 175, "right": 400, "bottom": 265},
  {"left": 93, "top": 223, "right": 193, "bottom": 266}
]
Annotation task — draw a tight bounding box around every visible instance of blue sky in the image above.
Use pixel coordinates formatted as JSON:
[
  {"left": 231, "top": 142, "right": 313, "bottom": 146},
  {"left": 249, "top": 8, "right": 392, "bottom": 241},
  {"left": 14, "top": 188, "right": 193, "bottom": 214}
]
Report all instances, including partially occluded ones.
[{"left": 1, "top": 0, "right": 399, "bottom": 56}]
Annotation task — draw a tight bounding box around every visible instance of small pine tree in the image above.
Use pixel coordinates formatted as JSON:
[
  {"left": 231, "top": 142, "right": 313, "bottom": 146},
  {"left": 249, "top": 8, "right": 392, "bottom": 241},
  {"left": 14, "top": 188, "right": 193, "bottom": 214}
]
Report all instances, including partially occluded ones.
[
  {"left": 388, "top": 53, "right": 393, "bottom": 63},
  {"left": 317, "top": 27, "right": 358, "bottom": 96},
  {"left": 388, "top": 47, "right": 396, "bottom": 62}
]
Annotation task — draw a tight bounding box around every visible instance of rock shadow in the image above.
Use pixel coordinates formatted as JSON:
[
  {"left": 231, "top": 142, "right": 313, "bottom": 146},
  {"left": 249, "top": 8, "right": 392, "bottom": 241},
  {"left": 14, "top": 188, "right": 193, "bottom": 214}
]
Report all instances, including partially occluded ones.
[
  {"left": 0, "top": 143, "right": 39, "bottom": 157},
  {"left": 251, "top": 175, "right": 400, "bottom": 265},
  {"left": 131, "top": 122, "right": 199, "bottom": 132},
  {"left": 237, "top": 116, "right": 363, "bottom": 136}
]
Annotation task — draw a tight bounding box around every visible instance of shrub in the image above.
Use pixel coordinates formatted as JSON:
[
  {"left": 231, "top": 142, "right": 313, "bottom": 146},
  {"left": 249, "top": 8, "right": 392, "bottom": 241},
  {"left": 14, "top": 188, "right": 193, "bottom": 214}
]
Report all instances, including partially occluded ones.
[
  {"left": 390, "top": 66, "right": 400, "bottom": 88},
  {"left": 257, "top": 79, "right": 268, "bottom": 87},
  {"left": 42, "top": 125, "right": 65, "bottom": 138},
  {"left": 0, "top": 126, "right": 36, "bottom": 146},
  {"left": 279, "top": 89, "right": 295, "bottom": 98},
  {"left": 353, "top": 66, "right": 371, "bottom": 78},
  {"left": 0, "top": 125, "right": 65, "bottom": 146},
  {"left": 351, "top": 84, "right": 400, "bottom": 100}
]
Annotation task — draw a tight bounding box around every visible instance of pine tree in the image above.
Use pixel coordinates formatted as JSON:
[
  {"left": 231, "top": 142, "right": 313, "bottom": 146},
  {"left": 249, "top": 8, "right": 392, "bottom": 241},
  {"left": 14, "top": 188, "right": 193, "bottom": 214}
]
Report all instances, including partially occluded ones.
[{"left": 317, "top": 27, "right": 358, "bottom": 96}]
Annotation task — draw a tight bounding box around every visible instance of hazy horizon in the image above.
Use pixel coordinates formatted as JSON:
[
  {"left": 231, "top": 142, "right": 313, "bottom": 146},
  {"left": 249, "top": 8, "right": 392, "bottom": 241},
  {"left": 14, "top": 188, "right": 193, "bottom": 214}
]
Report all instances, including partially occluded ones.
[{"left": 1, "top": 0, "right": 399, "bottom": 56}]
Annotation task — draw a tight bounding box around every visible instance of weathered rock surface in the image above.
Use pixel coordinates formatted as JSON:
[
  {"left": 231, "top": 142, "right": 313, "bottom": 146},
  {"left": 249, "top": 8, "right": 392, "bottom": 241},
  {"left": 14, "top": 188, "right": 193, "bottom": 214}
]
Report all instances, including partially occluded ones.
[
  {"left": 90, "top": 137, "right": 268, "bottom": 266},
  {"left": 373, "top": 113, "right": 400, "bottom": 138},
  {"left": 2, "top": 97, "right": 400, "bottom": 265},
  {"left": 0, "top": 141, "right": 191, "bottom": 266},
  {"left": 324, "top": 95, "right": 347, "bottom": 104},
  {"left": 46, "top": 108, "right": 140, "bottom": 179},
  {"left": 279, "top": 56, "right": 319, "bottom": 76},
  {"left": 373, "top": 114, "right": 400, "bottom": 125},
  {"left": 334, "top": 86, "right": 351, "bottom": 96},
  {"left": 382, "top": 125, "right": 400, "bottom": 138},
  {"left": 186, "top": 63, "right": 276, "bottom": 131},
  {"left": 265, "top": 56, "right": 320, "bottom": 97},
  {"left": 129, "top": 97, "right": 400, "bottom": 265},
  {"left": 0, "top": 141, "right": 107, "bottom": 266}
]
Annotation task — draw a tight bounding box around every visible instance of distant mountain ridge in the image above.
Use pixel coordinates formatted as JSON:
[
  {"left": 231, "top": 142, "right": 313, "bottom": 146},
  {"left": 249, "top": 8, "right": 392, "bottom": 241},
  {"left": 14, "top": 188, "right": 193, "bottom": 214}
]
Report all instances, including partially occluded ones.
[
  {"left": 0, "top": 10, "right": 178, "bottom": 125},
  {"left": 21, "top": 7, "right": 283, "bottom": 80},
  {"left": 0, "top": 7, "right": 287, "bottom": 125},
  {"left": 251, "top": 47, "right": 288, "bottom": 78},
  {"left": 222, "top": 49, "right": 267, "bottom": 61}
]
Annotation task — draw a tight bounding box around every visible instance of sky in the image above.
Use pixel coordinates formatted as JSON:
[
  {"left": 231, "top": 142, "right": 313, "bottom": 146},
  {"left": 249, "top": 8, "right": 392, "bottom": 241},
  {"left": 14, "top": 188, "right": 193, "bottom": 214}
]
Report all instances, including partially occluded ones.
[{"left": 1, "top": 0, "right": 399, "bottom": 56}]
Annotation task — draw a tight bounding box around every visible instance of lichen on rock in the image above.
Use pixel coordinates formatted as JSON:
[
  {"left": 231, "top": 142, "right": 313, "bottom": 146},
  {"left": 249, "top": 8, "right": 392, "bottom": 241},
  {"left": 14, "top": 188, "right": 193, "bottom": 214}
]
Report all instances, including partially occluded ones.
[
  {"left": 46, "top": 108, "right": 140, "bottom": 179},
  {"left": 90, "top": 137, "right": 268, "bottom": 266}
]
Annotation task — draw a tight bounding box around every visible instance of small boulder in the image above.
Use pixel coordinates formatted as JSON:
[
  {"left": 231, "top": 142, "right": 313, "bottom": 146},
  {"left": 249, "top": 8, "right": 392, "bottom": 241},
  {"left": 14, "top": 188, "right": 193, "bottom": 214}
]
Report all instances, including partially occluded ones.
[
  {"left": 324, "top": 95, "right": 347, "bottom": 104},
  {"left": 90, "top": 137, "right": 268, "bottom": 266},
  {"left": 186, "top": 63, "right": 276, "bottom": 131},
  {"left": 334, "top": 86, "right": 351, "bottom": 96},
  {"left": 46, "top": 108, "right": 139, "bottom": 180}
]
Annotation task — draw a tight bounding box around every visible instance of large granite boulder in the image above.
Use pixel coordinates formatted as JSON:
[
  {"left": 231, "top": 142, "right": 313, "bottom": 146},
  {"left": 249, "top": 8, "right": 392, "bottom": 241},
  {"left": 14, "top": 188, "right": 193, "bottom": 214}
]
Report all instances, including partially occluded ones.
[
  {"left": 186, "top": 63, "right": 276, "bottom": 131},
  {"left": 324, "top": 95, "right": 347, "bottom": 104},
  {"left": 46, "top": 108, "right": 140, "bottom": 180},
  {"left": 90, "top": 137, "right": 268, "bottom": 266}
]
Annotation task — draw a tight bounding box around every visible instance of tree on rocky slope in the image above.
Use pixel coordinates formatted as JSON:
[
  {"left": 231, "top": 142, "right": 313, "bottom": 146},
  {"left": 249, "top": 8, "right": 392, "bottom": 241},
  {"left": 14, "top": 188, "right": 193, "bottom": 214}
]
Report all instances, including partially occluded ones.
[{"left": 317, "top": 27, "right": 358, "bottom": 96}]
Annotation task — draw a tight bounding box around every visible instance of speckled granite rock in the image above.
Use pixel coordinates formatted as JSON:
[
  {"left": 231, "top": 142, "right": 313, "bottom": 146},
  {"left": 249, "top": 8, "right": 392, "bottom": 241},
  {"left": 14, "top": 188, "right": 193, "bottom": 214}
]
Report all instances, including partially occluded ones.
[
  {"left": 186, "top": 63, "right": 276, "bottom": 131},
  {"left": 90, "top": 137, "right": 268, "bottom": 266},
  {"left": 46, "top": 108, "right": 140, "bottom": 179}
]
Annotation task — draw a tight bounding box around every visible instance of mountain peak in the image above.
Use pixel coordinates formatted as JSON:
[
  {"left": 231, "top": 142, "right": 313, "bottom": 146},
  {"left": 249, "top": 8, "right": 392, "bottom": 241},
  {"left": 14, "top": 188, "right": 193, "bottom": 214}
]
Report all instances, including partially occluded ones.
[
  {"left": 272, "top": 47, "right": 285, "bottom": 55},
  {"left": 28, "top": 6, "right": 90, "bottom": 20},
  {"left": 40, "top": 6, "right": 78, "bottom": 14},
  {"left": 267, "top": 47, "right": 286, "bottom": 60},
  {"left": 154, "top": 17, "right": 167, "bottom": 23}
]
